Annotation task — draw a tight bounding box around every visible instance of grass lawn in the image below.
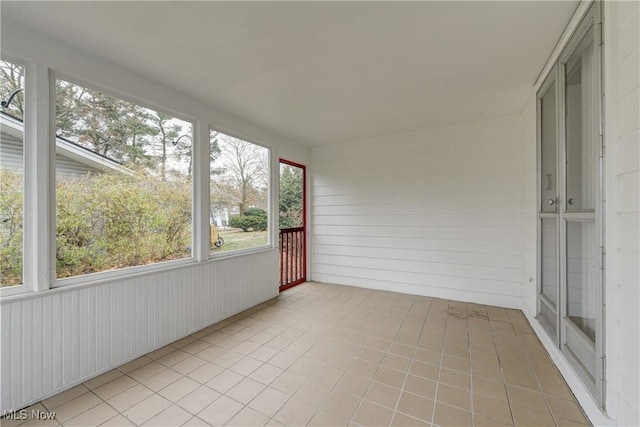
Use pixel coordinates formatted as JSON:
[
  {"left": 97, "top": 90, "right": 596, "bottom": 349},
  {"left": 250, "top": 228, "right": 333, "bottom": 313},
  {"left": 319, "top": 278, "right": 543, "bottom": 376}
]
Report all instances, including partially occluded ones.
[{"left": 214, "top": 230, "right": 268, "bottom": 253}]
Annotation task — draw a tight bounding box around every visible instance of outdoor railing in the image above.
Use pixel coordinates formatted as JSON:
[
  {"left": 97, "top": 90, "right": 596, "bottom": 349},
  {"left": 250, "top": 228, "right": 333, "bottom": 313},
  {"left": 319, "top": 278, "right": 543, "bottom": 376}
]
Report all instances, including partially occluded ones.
[{"left": 279, "top": 227, "right": 305, "bottom": 289}]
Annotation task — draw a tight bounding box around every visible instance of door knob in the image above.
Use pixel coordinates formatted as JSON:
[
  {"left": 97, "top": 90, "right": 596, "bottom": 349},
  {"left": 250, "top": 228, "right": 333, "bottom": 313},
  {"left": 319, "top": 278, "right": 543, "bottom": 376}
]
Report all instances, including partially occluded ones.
[
  {"left": 548, "top": 199, "right": 557, "bottom": 206},
  {"left": 568, "top": 198, "right": 575, "bottom": 205}
]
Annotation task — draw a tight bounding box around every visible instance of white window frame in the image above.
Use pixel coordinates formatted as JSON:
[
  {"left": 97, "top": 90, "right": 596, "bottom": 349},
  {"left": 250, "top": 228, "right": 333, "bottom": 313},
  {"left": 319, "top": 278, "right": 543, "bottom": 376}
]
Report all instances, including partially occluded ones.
[
  {"left": 50, "top": 71, "right": 199, "bottom": 288},
  {"left": 208, "top": 126, "right": 274, "bottom": 259}
]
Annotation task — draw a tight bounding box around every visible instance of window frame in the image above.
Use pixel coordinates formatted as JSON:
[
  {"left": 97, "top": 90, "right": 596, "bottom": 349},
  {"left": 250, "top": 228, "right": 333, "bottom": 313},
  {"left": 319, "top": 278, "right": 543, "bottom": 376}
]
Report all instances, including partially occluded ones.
[
  {"left": 0, "top": 55, "right": 28, "bottom": 297},
  {"left": 50, "top": 71, "right": 198, "bottom": 288},
  {"left": 208, "top": 125, "right": 273, "bottom": 259}
]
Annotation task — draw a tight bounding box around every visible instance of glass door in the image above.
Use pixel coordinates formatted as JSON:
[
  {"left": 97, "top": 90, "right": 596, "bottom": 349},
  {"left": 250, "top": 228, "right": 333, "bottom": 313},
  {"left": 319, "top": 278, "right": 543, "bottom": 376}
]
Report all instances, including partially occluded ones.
[{"left": 536, "top": 2, "right": 604, "bottom": 405}]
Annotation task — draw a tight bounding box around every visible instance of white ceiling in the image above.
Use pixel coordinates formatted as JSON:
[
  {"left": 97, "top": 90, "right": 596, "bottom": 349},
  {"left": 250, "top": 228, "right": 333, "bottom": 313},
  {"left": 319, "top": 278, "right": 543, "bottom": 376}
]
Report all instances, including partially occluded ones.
[{"left": 2, "top": 1, "right": 578, "bottom": 146}]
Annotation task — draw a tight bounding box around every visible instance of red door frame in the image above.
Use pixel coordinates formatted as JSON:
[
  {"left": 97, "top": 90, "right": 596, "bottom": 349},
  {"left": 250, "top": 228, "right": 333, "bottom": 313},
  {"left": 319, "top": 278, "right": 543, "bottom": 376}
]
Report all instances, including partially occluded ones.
[{"left": 279, "top": 159, "right": 306, "bottom": 291}]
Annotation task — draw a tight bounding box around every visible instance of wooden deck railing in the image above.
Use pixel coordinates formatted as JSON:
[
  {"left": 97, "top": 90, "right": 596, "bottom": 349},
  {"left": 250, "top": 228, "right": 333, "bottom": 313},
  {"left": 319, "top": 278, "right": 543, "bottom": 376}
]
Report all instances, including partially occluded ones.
[{"left": 279, "top": 227, "right": 306, "bottom": 289}]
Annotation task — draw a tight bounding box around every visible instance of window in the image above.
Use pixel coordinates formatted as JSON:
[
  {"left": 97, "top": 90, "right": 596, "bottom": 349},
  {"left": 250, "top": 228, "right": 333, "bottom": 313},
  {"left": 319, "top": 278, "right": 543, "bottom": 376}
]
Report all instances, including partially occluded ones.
[
  {"left": 55, "top": 78, "right": 193, "bottom": 280},
  {"left": 0, "top": 59, "right": 25, "bottom": 287},
  {"left": 209, "top": 129, "right": 269, "bottom": 254}
]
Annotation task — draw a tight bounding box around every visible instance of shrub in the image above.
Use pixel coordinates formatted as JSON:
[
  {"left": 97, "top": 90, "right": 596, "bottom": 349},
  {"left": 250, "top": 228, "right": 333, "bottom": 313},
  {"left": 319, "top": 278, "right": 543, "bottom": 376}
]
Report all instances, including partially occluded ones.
[
  {"left": 229, "top": 208, "right": 267, "bottom": 232},
  {"left": 0, "top": 170, "right": 23, "bottom": 285},
  {"left": 55, "top": 172, "right": 191, "bottom": 278}
]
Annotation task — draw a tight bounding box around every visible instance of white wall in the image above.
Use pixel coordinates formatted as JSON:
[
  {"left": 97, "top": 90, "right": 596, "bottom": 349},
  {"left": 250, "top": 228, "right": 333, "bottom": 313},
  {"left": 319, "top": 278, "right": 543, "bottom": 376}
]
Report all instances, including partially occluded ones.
[
  {"left": 0, "top": 20, "right": 309, "bottom": 412},
  {"left": 603, "top": 1, "right": 639, "bottom": 425},
  {"left": 311, "top": 115, "right": 527, "bottom": 308}
]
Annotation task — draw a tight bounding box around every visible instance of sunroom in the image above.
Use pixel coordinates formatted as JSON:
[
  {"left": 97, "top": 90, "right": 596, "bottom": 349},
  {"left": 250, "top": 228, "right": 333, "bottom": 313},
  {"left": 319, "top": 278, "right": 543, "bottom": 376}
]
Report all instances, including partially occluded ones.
[{"left": 0, "top": 1, "right": 638, "bottom": 426}]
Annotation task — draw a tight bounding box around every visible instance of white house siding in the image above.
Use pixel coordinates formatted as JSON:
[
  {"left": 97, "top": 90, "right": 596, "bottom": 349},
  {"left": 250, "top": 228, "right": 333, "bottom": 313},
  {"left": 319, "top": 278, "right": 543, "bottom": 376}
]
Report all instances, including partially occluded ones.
[
  {"left": 604, "top": 1, "right": 639, "bottom": 425},
  {"left": 0, "top": 250, "right": 278, "bottom": 412},
  {"left": 1, "top": 135, "right": 105, "bottom": 177},
  {"left": 311, "top": 115, "right": 526, "bottom": 308}
]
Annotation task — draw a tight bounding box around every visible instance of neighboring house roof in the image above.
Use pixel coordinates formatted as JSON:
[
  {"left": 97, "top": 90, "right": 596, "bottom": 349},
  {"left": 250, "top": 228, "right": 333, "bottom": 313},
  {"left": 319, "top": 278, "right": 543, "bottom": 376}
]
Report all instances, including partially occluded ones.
[{"left": 0, "top": 111, "right": 132, "bottom": 175}]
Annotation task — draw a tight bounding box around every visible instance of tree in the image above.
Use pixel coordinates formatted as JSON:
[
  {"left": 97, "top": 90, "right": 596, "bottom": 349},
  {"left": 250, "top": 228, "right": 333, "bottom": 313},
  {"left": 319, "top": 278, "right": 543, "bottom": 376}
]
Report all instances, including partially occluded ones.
[
  {"left": 219, "top": 135, "right": 268, "bottom": 215},
  {"left": 279, "top": 164, "right": 303, "bottom": 229},
  {"left": 0, "top": 61, "right": 25, "bottom": 119}
]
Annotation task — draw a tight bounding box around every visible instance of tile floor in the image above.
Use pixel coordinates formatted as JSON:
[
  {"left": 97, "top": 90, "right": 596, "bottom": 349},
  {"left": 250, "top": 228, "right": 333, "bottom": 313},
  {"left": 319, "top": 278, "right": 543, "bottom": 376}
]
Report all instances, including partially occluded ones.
[{"left": 3, "top": 282, "right": 590, "bottom": 426}]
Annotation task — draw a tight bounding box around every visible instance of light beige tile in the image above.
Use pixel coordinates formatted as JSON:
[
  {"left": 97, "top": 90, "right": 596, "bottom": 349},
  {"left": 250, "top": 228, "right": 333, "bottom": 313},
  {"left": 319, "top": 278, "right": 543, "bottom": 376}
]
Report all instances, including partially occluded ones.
[
  {"left": 179, "top": 340, "right": 212, "bottom": 355},
  {"left": 273, "top": 397, "right": 317, "bottom": 426},
  {"left": 548, "top": 396, "right": 590, "bottom": 424},
  {"left": 195, "top": 344, "right": 227, "bottom": 361},
  {"left": 65, "top": 403, "right": 118, "bottom": 426},
  {"left": 53, "top": 392, "right": 102, "bottom": 422},
  {"left": 247, "top": 387, "right": 291, "bottom": 418},
  {"left": 206, "top": 370, "right": 244, "bottom": 394},
  {"left": 270, "top": 370, "right": 306, "bottom": 394},
  {"left": 249, "top": 363, "right": 284, "bottom": 385},
  {"left": 436, "top": 383, "right": 471, "bottom": 411},
  {"left": 503, "top": 370, "right": 540, "bottom": 391},
  {"left": 308, "top": 408, "right": 353, "bottom": 427},
  {"left": 510, "top": 404, "right": 555, "bottom": 427},
  {"left": 172, "top": 356, "right": 207, "bottom": 375},
  {"left": 226, "top": 406, "right": 270, "bottom": 427},
  {"left": 365, "top": 380, "right": 401, "bottom": 409},
  {"left": 146, "top": 345, "right": 177, "bottom": 361},
  {"left": 128, "top": 362, "right": 166, "bottom": 382},
  {"left": 433, "top": 401, "right": 473, "bottom": 427},
  {"left": 118, "top": 356, "right": 152, "bottom": 373},
  {"left": 267, "top": 351, "right": 297, "bottom": 370},
  {"left": 198, "top": 395, "right": 244, "bottom": 426},
  {"left": 473, "top": 393, "right": 513, "bottom": 424},
  {"left": 214, "top": 350, "right": 245, "bottom": 368},
  {"left": 382, "top": 354, "right": 412, "bottom": 372},
  {"left": 141, "top": 368, "right": 183, "bottom": 392},
  {"left": 226, "top": 378, "right": 266, "bottom": 405},
  {"left": 319, "top": 389, "right": 361, "bottom": 420},
  {"left": 42, "top": 384, "right": 89, "bottom": 409},
  {"left": 100, "top": 414, "right": 135, "bottom": 426},
  {"left": 229, "top": 357, "right": 263, "bottom": 376},
  {"left": 391, "top": 412, "right": 431, "bottom": 426},
  {"left": 374, "top": 366, "right": 406, "bottom": 388},
  {"left": 506, "top": 384, "right": 548, "bottom": 412},
  {"left": 353, "top": 400, "right": 394, "bottom": 426},
  {"left": 187, "top": 362, "right": 225, "bottom": 384},
  {"left": 335, "top": 372, "right": 371, "bottom": 397},
  {"left": 122, "top": 394, "right": 172, "bottom": 425},
  {"left": 438, "top": 368, "right": 470, "bottom": 390},
  {"left": 232, "top": 340, "right": 262, "bottom": 356},
  {"left": 144, "top": 404, "right": 192, "bottom": 426},
  {"left": 176, "top": 385, "right": 221, "bottom": 415},
  {"left": 403, "top": 374, "right": 437, "bottom": 399},
  {"left": 158, "top": 377, "right": 200, "bottom": 401},
  {"left": 106, "top": 384, "right": 154, "bottom": 412},
  {"left": 249, "top": 346, "right": 279, "bottom": 362},
  {"left": 84, "top": 370, "right": 123, "bottom": 390},
  {"left": 397, "top": 391, "right": 434, "bottom": 422},
  {"left": 409, "top": 361, "right": 439, "bottom": 381},
  {"left": 294, "top": 380, "right": 332, "bottom": 406}
]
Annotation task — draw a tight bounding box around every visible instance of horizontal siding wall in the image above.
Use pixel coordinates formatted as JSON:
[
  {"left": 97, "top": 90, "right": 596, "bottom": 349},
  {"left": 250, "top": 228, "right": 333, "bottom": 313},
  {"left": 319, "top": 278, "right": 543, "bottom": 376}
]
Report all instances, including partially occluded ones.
[
  {"left": 604, "top": 1, "right": 640, "bottom": 425},
  {"left": 0, "top": 250, "right": 278, "bottom": 412},
  {"left": 311, "top": 116, "right": 526, "bottom": 308}
]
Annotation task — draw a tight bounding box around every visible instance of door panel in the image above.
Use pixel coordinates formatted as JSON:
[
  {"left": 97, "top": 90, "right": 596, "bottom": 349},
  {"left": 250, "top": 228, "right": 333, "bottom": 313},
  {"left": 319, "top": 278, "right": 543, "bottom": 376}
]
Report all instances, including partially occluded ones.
[
  {"left": 536, "top": 2, "right": 603, "bottom": 406},
  {"left": 540, "top": 81, "right": 558, "bottom": 212}
]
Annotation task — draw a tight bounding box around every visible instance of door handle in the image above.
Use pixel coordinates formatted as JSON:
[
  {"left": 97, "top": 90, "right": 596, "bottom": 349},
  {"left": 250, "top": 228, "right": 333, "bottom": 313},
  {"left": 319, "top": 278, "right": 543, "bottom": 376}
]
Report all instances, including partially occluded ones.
[
  {"left": 548, "top": 198, "right": 557, "bottom": 206},
  {"left": 568, "top": 198, "right": 575, "bottom": 205}
]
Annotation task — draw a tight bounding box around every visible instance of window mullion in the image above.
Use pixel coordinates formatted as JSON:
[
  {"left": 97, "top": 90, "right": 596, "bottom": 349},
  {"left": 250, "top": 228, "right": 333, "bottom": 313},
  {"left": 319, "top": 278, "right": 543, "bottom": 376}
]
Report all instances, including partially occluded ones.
[
  {"left": 194, "top": 122, "right": 210, "bottom": 262},
  {"left": 23, "top": 62, "right": 52, "bottom": 292}
]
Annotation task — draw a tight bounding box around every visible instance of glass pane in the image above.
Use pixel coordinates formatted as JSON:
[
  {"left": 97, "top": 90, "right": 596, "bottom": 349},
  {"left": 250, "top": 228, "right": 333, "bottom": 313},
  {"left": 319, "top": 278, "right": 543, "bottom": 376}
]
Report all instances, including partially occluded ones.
[
  {"left": 0, "top": 60, "right": 25, "bottom": 287},
  {"left": 540, "top": 218, "right": 558, "bottom": 306},
  {"left": 566, "top": 221, "right": 596, "bottom": 342},
  {"left": 279, "top": 163, "right": 304, "bottom": 229},
  {"left": 540, "top": 81, "right": 557, "bottom": 212},
  {"left": 565, "top": 31, "right": 596, "bottom": 211},
  {"left": 55, "top": 79, "right": 193, "bottom": 279},
  {"left": 210, "top": 130, "right": 269, "bottom": 254}
]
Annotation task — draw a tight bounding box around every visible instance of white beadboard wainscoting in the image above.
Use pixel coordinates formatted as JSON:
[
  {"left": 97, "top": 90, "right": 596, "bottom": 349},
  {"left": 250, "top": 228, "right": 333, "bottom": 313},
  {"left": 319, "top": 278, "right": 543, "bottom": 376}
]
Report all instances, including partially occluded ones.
[
  {"left": 311, "top": 115, "right": 527, "bottom": 309},
  {"left": 0, "top": 250, "right": 278, "bottom": 412}
]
